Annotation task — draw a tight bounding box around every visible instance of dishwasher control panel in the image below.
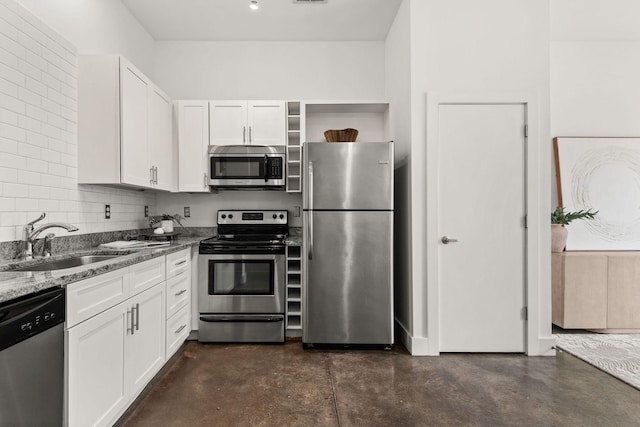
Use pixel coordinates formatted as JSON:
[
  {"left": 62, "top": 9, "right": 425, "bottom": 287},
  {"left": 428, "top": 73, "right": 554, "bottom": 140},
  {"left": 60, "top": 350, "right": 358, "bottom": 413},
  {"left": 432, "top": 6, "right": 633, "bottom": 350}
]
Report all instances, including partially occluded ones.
[{"left": 0, "top": 287, "right": 65, "bottom": 351}]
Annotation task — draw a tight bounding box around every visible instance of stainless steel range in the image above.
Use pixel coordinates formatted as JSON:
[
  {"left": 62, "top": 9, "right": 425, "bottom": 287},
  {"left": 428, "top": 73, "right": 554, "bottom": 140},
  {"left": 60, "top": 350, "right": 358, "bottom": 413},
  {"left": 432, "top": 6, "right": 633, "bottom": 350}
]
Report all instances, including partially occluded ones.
[{"left": 198, "top": 210, "right": 287, "bottom": 343}]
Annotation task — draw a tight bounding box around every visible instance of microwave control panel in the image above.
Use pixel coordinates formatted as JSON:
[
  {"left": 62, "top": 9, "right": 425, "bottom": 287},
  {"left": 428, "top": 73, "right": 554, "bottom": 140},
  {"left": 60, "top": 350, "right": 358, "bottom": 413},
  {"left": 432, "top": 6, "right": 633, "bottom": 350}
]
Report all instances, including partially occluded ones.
[{"left": 269, "top": 157, "right": 283, "bottom": 179}]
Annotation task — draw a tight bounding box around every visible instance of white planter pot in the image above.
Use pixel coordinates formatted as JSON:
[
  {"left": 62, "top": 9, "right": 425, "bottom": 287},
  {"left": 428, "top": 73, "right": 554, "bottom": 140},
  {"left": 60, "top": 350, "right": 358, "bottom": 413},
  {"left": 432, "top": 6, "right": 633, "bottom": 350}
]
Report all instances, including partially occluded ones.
[
  {"left": 551, "top": 224, "right": 568, "bottom": 252},
  {"left": 160, "top": 220, "right": 174, "bottom": 233}
]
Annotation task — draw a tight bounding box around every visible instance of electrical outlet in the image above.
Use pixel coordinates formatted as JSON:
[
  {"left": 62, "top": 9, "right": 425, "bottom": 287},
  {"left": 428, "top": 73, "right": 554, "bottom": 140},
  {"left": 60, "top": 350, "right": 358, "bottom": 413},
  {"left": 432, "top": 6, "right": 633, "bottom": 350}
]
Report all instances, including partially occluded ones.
[
  {"left": 105, "top": 204, "right": 111, "bottom": 219},
  {"left": 184, "top": 206, "right": 191, "bottom": 218},
  {"left": 293, "top": 206, "right": 301, "bottom": 217},
  {"left": 144, "top": 205, "right": 149, "bottom": 217}
]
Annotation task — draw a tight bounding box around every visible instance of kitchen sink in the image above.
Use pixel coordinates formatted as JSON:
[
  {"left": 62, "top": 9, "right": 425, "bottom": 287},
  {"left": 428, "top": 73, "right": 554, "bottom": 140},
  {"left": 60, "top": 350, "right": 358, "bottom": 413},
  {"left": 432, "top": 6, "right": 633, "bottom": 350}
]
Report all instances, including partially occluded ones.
[{"left": 10, "top": 254, "right": 124, "bottom": 272}]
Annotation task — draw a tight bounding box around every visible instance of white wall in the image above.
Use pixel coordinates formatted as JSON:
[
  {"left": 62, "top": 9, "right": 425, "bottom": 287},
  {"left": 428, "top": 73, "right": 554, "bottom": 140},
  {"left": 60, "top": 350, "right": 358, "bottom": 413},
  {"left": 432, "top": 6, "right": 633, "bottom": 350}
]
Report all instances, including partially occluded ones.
[
  {"left": 550, "top": 0, "right": 640, "bottom": 204},
  {"left": 384, "top": 0, "right": 413, "bottom": 340},
  {"left": 153, "top": 41, "right": 385, "bottom": 100},
  {"left": 402, "top": 0, "right": 552, "bottom": 355},
  {"left": 153, "top": 40, "right": 385, "bottom": 219},
  {"left": 16, "top": 0, "right": 155, "bottom": 77},
  {"left": 0, "top": 0, "right": 155, "bottom": 243}
]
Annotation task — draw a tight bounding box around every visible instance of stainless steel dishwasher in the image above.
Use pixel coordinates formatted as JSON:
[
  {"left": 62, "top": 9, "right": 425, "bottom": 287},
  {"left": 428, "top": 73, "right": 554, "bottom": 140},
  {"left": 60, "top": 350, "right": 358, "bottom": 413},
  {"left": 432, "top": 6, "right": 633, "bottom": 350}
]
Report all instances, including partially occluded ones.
[{"left": 0, "top": 286, "right": 65, "bottom": 427}]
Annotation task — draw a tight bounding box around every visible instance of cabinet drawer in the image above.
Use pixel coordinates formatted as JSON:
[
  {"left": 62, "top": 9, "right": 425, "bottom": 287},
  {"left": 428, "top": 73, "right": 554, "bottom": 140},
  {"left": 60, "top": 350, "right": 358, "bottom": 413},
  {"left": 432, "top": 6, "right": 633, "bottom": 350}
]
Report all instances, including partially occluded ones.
[
  {"left": 129, "top": 256, "right": 165, "bottom": 296},
  {"left": 166, "top": 269, "right": 190, "bottom": 319},
  {"left": 166, "top": 304, "right": 190, "bottom": 358},
  {"left": 166, "top": 249, "right": 191, "bottom": 279},
  {"left": 67, "top": 268, "right": 130, "bottom": 328}
]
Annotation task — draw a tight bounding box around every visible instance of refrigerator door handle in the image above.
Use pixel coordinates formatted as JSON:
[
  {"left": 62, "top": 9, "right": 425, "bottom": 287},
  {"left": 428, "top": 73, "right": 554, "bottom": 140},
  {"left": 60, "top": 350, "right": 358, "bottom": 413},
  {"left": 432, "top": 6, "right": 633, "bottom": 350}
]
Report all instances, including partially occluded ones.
[{"left": 308, "top": 161, "right": 314, "bottom": 260}]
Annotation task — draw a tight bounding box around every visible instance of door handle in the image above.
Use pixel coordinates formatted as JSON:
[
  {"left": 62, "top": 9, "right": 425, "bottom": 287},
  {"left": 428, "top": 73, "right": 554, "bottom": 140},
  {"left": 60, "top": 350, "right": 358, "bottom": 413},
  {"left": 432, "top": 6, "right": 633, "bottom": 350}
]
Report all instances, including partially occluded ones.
[
  {"left": 127, "top": 308, "right": 134, "bottom": 334},
  {"left": 243, "top": 126, "right": 246, "bottom": 143},
  {"left": 308, "top": 162, "right": 314, "bottom": 260},
  {"left": 134, "top": 303, "right": 140, "bottom": 331},
  {"left": 441, "top": 236, "right": 459, "bottom": 244},
  {"left": 149, "top": 167, "right": 154, "bottom": 185},
  {"left": 249, "top": 126, "right": 252, "bottom": 143}
]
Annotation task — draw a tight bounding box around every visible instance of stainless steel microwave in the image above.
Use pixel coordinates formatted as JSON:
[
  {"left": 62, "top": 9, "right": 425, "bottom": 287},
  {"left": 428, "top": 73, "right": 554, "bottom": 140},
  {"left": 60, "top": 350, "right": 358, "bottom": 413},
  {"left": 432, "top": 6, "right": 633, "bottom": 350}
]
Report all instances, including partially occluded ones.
[{"left": 207, "top": 145, "right": 286, "bottom": 190}]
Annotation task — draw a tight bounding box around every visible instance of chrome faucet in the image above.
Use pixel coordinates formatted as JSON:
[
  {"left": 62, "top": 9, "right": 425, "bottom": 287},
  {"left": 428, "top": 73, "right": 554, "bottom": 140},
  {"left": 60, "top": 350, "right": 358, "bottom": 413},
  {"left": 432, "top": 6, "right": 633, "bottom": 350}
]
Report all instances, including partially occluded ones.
[{"left": 22, "top": 212, "right": 79, "bottom": 260}]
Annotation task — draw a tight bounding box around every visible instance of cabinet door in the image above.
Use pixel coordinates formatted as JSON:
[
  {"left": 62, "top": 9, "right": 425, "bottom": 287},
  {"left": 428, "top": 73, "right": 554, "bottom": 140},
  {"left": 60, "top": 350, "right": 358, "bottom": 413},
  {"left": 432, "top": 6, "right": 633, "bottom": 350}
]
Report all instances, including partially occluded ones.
[
  {"left": 67, "top": 304, "right": 129, "bottom": 427},
  {"left": 149, "top": 86, "right": 174, "bottom": 191},
  {"left": 166, "top": 270, "right": 190, "bottom": 319},
  {"left": 210, "top": 100, "right": 247, "bottom": 145},
  {"left": 126, "top": 284, "right": 166, "bottom": 398},
  {"left": 120, "top": 60, "right": 151, "bottom": 187},
  {"left": 248, "top": 100, "right": 286, "bottom": 145},
  {"left": 608, "top": 256, "right": 640, "bottom": 328},
  {"left": 178, "top": 101, "right": 210, "bottom": 192}
]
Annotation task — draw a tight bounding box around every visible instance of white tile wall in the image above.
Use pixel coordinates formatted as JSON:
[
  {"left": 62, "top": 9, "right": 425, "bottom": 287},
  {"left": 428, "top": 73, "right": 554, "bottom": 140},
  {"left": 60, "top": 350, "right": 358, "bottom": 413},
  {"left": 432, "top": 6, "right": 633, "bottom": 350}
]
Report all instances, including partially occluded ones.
[{"left": 0, "top": 0, "right": 156, "bottom": 242}]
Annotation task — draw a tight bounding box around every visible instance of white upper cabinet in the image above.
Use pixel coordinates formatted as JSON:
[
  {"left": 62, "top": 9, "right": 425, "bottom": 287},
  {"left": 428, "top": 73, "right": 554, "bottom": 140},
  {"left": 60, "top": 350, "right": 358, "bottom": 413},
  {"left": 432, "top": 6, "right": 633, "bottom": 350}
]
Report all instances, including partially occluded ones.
[
  {"left": 78, "top": 55, "right": 175, "bottom": 191},
  {"left": 177, "top": 101, "right": 210, "bottom": 192},
  {"left": 209, "top": 100, "right": 286, "bottom": 146}
]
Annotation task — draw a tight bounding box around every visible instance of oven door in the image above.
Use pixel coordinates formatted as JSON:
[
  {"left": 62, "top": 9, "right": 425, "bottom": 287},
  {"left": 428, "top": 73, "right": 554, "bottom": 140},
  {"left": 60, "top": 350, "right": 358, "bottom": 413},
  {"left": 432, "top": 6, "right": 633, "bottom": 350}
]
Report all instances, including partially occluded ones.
[{"left": 198, "top": 253, "right": 285, "bottom": 314}]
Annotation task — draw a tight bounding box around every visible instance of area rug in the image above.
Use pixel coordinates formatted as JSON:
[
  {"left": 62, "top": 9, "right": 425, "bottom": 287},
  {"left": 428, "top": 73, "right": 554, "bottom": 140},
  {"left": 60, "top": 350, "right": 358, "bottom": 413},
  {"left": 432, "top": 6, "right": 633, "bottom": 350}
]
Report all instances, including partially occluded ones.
[{"left": 554, "top": 333, "right": 640, "bottom": 390}]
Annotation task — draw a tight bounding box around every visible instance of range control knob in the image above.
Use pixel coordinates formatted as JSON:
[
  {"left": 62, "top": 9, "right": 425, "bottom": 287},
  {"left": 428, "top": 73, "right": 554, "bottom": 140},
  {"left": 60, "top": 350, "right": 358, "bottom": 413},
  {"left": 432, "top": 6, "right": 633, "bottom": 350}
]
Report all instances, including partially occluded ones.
[
  {"left": 279, "top": 214, "right": 284, "bottom": 219},
  {"left": 273, "top": 214, "right": 277, "bottom": 219},
  {"left": 221, "top": 214, "right": 226, "bottom": 219},
  {"left": 228, "top": 214, "right": 233, "bottom": 219}
]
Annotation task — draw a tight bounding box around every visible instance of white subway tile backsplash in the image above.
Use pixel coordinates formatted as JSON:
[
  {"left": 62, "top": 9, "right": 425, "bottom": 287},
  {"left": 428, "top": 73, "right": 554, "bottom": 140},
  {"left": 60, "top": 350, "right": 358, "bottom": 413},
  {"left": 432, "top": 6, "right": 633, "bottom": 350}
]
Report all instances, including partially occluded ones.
[
  {"left": 0, "top": 76, "right": 18, "bottom": 97},
  {"left": 47, "top": 162, "right": 66, "bottom": 177},
  {"left": 0, "top": 46, "right": 18, "bottom": 68},
  {"left": 0, "top": 136, "right": 17, "bottom": 153},
  {"left": 15, "top": 197, "right": 38, "bottom": 211},
  {"left": 17, "top": 114, "right": 40, "bottom": 133},
  {"left": 0, "top": 31, "right": 25, "bottom": 60},
  {"left": 0, "top": 107, "right": 18, "bottom": 125},
  {"left": 1, "top": 90, "right": 26, "bottom": 113},
  {"left": 0, "top": 166, "right": 16, "bottom": 182},
  {"left": 0, "top": 4, "right": 157, "bottom": 243},
  {"left": 17, "top": 169, "right": 39, "bottom": 185},
  {"left": 0, "top": 196, "right": 15, "bottom": 211},
  {"left": 2, "top": 181, "right": 27, "bottom": 197},
  {"left": 16, "top": 140, "right": 39, "bottom": 157},
  {"left": 0, "top": 120, "right": 25, "bottom": 141}
]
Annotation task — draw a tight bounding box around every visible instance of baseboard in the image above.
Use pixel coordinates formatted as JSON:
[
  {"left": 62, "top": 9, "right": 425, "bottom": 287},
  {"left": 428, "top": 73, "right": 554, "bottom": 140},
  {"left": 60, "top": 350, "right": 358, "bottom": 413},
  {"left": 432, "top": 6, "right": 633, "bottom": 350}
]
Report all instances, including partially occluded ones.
[{"left": 395, "top": 319, "right": 438, "bottom": 356}]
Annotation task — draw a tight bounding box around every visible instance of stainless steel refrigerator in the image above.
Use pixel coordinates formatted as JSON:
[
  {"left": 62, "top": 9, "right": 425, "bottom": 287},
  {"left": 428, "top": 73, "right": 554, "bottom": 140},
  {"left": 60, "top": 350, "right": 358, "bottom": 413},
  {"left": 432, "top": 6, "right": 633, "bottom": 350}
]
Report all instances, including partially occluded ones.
[{"left": 302, "top": 141, "right": 394, "bottom": 347}]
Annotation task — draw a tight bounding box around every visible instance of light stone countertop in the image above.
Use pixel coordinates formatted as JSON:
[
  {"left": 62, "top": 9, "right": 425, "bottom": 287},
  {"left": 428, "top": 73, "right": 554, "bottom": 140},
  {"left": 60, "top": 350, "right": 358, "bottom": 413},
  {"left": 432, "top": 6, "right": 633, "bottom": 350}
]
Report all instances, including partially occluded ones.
[{"left": 0, "top": 238, "right": 202, "bottom": 304}]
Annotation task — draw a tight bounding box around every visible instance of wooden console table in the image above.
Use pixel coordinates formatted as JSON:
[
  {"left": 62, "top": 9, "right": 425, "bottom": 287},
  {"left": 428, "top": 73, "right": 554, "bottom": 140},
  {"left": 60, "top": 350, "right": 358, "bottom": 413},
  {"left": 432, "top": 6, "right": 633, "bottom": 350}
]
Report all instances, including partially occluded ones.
[{"left": 552, "top": 251, "right": 640, "bottom": 332}]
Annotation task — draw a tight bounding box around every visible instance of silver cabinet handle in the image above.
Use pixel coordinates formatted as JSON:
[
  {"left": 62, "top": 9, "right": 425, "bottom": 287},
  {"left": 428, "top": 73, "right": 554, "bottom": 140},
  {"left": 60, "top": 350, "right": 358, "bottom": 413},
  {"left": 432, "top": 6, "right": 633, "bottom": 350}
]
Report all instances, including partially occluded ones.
[
  {"left": 308, "top": 161, "right": 314, "bottom": 260},
  {"left": 127, "top": 308, "right": 134, "bottom": 334},
  {"left": 175, "top": 289, "right": 187, "bottom": 297},
  {"left": 135, "top": 303, "right": 140, "bottom": 331},
  {"left": 441, "top": 236, "right": 459, "bottom": 244},
  {"left": 175, "top": 260, "right": 187, "bottom": 266},
  {"left": 204, "top": 172, "right": 208, "bottom": 188},
  {"left": 154, "top": 166, "right": 158, "bottom": 184},
  {"left": 249, "top": 126, "right": 252, "bottom": 143},
  {"left": 243, "top": 126, "right": 246, "bottom": 143},
  {"left": 149, "top": 167, "right": 154, "bottom": 185},
  {"left": 175, "top": 324, "right": 186, "bottom": 334}
]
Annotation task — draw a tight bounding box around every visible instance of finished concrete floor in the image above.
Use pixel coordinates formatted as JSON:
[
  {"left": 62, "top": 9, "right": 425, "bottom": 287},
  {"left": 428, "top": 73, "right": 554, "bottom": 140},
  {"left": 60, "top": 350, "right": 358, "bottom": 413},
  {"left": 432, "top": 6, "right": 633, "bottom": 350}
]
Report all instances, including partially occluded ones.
[{"left": 118, "top": 341, "right": 640, "bottom": 426}]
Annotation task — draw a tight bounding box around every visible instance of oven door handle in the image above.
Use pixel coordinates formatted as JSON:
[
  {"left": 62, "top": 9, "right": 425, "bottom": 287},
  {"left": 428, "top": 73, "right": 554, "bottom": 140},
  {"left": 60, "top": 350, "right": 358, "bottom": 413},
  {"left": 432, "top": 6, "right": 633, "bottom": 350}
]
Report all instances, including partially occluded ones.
[
  {"left": 263, "top": 155, "right": 269, "bottom": 182},
  {"left": 200, "top": 315, "right": 284, "bottom": 323}
]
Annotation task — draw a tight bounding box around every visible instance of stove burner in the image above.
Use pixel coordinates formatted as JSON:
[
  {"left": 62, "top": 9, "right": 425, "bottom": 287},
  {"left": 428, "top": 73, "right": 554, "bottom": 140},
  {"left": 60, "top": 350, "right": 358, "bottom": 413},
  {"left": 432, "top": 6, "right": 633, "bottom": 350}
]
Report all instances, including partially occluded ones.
[{"left": 199, "top": 209, "right": 289, "bottom": 255}]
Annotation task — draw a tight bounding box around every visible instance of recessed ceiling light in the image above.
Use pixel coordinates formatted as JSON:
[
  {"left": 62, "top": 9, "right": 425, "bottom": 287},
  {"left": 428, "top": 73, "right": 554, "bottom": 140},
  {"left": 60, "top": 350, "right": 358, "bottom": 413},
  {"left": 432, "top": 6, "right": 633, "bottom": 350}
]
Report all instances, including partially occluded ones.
[{"left": 249, "top": 0, "right": 259, "bottom": 10}]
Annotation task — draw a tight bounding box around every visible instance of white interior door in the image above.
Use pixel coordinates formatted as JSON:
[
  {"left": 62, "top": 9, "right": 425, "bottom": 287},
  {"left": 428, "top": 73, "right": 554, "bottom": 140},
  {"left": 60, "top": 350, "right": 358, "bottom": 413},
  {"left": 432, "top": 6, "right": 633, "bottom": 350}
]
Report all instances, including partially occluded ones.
[{"left": 438, "top": 103, "right": 527, "bottom": 352}]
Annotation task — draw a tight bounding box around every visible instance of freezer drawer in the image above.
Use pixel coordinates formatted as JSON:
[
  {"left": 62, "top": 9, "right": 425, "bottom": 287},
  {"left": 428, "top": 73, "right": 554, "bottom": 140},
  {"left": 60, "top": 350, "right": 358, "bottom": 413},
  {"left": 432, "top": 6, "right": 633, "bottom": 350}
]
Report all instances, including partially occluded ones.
[
  {"left": 198, "top": 314, "right": 285, "bottom": 343},
  {"left": 302, "top": 211, "right": 393, "bottom": 345}
]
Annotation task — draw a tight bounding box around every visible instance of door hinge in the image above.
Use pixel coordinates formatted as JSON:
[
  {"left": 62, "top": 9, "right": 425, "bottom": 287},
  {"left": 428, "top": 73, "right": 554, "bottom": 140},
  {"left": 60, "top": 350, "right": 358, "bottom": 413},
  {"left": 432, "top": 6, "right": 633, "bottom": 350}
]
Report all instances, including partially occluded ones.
[
  {"left": 524, "top": 125, "right": 528, "bottom": 138},
  {"left": 523, "top": 306, "right": 528, "bottom": 321}
]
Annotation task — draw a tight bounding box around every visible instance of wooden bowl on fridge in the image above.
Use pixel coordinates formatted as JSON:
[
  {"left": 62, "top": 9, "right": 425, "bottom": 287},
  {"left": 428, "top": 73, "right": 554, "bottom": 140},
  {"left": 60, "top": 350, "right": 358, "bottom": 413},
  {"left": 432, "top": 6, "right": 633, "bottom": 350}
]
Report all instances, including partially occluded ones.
[{"left": 324, "top": 128, "right": 359, "bottom": 142}]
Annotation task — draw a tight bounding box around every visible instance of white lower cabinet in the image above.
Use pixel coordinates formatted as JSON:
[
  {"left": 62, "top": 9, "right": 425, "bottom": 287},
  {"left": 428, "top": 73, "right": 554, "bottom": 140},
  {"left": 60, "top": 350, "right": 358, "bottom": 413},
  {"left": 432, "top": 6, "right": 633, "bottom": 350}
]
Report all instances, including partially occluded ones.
[
  {"left": 66, "top": 257, "right": 169, "bottom": 427},
  {"left": 67, "top": 301, "right": 129, "bottom": 427},
  {"left": 126, "top": 285, "right": 166, "bottom": 398}
]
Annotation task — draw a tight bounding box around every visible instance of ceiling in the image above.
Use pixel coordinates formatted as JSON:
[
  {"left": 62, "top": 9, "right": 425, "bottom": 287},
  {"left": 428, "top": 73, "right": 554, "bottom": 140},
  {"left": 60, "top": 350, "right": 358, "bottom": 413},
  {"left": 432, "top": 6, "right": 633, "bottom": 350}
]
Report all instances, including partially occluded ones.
[{"left": 120, "top": 0, "right": 403, "bottom": 42}]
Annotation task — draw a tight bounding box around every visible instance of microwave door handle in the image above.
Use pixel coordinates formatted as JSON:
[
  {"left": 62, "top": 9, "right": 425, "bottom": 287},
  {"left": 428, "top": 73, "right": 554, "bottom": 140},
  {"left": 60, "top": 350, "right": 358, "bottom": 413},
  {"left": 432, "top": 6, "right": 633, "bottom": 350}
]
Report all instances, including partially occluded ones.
[{"left": 264, "top": 155, "right": 269, "bottom": 182}]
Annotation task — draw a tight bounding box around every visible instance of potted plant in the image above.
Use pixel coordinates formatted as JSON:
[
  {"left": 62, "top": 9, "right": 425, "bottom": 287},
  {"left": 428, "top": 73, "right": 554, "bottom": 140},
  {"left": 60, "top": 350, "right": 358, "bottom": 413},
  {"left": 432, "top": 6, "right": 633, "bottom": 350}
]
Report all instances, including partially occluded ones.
[
  {"left": 551, "top": 206, "right": 598, "bottom": 252},
  {"left": 148, "top": 214, "right": 185, "bottom": 233}
]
